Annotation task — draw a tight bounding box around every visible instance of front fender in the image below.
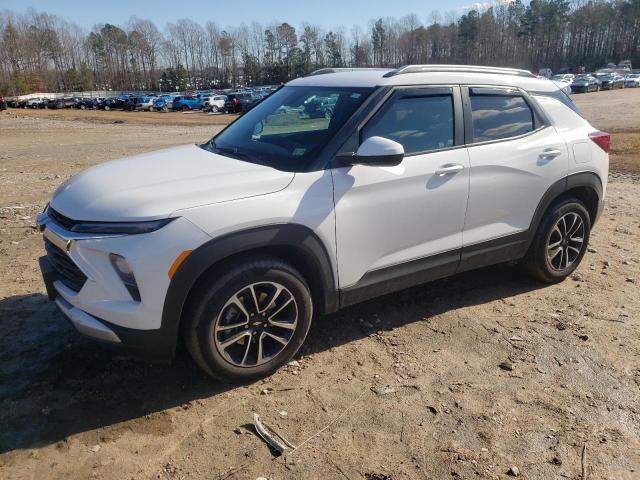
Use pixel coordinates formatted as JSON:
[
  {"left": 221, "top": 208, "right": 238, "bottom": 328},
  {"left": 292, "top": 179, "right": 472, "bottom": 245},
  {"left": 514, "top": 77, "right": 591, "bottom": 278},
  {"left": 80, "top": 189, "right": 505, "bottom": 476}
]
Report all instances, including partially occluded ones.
[{"left": 159, "top": 223, "right": 338, "bottom": 358}]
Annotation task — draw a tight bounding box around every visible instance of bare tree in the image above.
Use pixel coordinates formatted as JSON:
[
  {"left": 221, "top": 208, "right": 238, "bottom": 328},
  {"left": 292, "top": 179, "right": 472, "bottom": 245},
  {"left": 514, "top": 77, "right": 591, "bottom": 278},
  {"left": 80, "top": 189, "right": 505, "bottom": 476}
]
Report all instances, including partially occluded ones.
[{"left": 2, "top": 1, "right": 640, "bottom": 95}]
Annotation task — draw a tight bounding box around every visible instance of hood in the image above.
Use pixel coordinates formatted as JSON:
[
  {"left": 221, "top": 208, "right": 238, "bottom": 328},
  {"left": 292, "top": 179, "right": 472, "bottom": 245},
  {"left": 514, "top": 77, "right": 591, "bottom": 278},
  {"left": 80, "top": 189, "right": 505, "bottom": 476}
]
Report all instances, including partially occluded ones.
[{"left": 51, "top": 144, "right": 294, "bottom": 221}]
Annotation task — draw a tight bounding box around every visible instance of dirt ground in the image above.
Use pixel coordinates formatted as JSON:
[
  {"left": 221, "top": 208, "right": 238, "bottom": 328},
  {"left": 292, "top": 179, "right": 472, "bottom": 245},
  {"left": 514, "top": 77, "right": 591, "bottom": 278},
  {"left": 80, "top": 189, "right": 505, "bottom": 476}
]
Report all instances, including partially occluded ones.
[
  {"left": 0, "top": 89, "right": 639, "bottom": 480},
  {"left": 6, "top": 106, "right": 238, "bottom": 126}
]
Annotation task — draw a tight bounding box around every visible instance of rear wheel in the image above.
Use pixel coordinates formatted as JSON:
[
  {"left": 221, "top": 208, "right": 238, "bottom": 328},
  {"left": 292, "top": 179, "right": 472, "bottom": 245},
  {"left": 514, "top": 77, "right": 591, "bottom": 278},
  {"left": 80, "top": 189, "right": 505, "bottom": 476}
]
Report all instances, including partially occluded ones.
[
  {"left": 104, "top": 105, "right": 110, "bottom": 111},
  {"left": 522, "top": 199, "right": 591, "bottom": 283},
  {"left": 183, "top": 256, "right": 313, "bottom": 382},
  {"left": 211, "top": 105, "right": 219, "bottom": 113},
  {"left": 181, "top": 105, "right": 189, "bottom": 112}
]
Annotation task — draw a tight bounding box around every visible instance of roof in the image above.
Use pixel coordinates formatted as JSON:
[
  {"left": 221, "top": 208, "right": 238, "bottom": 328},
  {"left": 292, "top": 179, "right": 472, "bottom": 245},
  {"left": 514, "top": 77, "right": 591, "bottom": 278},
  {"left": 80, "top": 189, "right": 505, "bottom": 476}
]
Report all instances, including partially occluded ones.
[{"left": 287, "top": 65, "right": 560, "bottom": 92}]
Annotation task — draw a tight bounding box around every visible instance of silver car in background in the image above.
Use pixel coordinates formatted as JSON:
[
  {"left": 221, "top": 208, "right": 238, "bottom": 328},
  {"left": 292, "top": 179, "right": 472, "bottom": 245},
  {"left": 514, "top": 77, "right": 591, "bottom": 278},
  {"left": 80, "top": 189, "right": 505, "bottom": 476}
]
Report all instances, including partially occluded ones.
[{"left": 625, "top": 74, "right": 640, "bottom": 88}]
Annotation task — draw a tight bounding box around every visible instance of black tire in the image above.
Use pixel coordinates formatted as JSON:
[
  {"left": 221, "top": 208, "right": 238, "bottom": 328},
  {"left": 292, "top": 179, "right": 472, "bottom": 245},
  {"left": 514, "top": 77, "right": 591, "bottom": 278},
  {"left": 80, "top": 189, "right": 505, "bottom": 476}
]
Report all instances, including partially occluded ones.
[
  {"left": 183, "top": 255, "right": 313, "bottom": 383},
  {"left": 522, "top": 198, "right": 591, "bottom": 283}
]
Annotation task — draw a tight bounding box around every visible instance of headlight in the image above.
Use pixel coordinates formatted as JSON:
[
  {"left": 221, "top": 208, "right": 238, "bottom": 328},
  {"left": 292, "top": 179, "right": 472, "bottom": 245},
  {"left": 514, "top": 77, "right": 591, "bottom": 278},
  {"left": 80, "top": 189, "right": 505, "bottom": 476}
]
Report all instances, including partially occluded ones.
[{"left": 70, "top": 218, "right": 175, "bottom": 235}]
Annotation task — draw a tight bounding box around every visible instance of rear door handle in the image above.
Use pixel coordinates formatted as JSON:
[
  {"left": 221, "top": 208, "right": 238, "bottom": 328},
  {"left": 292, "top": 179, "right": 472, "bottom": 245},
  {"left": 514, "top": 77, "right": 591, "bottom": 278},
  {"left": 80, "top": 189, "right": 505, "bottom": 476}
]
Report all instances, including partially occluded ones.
[
  {"left": 539, "top": 148, "right": 562, "bottom": 161},
  {"left": 435, "top": 164, "right": 464, "bottom": 176}
]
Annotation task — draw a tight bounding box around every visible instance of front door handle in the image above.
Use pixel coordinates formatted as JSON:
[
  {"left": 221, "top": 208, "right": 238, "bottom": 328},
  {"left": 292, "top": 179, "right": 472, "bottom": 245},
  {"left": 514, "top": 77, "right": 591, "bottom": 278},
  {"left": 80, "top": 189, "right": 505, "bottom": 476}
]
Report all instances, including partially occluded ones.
[
  {"left": 435, "top": 164, "right": 464, "bottom": 176},
  {"left": 539, "top": 148, "right": 562, "bottom": 161}
]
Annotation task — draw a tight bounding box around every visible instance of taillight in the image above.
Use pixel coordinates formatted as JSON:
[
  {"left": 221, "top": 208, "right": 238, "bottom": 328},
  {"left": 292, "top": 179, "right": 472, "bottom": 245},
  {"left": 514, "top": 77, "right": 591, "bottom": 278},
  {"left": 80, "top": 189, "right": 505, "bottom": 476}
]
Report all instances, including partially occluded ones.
[
  {"left": 589, "top": 131, "right": 610, "bottom": 153},
  {"left": 232, "top": 98, "right": 239, "bottom": 104}
]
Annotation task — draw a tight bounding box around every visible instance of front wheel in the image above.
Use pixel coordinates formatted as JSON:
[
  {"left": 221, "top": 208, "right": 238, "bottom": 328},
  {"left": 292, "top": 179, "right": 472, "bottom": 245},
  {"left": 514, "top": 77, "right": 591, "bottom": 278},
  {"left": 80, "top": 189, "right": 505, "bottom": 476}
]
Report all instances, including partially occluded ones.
[
  {"left": 522, "top": 199, "right": 591, "bottom": 283},
  {"left": 183, "top": 256, "right": 313, "bottom": 382}
]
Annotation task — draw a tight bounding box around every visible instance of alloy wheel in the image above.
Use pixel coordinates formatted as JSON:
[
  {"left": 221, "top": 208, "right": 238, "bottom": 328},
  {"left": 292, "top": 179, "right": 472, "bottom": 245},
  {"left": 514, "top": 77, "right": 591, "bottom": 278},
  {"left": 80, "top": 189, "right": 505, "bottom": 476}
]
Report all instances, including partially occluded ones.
[
  {"left": 546, "top": 212, "right": 585, "bottom": 271},
  {"left": 213, "top": 282, "right": 298, "bottom": 367}
]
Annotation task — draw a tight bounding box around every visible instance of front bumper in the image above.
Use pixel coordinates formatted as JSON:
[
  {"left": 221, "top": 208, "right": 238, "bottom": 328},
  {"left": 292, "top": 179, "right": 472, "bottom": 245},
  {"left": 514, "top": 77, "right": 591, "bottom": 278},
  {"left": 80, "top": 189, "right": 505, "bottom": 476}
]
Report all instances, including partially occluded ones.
[
  {"left": 40, "top": 255, "right": 122, "bottom": 343},
  {"left": 37, "top": 209, "right": 211, "bottom": 361},
  {"left": 39, "top": 253, "right": 179, "bottom": 360}
]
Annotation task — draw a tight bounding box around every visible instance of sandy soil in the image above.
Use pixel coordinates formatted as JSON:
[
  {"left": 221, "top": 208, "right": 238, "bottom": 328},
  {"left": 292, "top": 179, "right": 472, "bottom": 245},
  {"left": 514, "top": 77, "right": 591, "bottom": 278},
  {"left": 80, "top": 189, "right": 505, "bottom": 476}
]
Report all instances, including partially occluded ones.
[{"left": 0, "top": 89, "right": 639, "bottom": 480}]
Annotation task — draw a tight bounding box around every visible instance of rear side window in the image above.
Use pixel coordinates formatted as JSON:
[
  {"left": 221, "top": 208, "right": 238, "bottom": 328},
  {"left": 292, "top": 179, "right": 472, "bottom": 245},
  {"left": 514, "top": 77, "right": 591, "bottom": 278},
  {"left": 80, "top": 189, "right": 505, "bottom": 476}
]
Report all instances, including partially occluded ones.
[
  {"left": 470, "top": 93, "right": 534, "bottom": 142},
  {"left": 363, "top": 94, "right": 454, "bottom": 155}
]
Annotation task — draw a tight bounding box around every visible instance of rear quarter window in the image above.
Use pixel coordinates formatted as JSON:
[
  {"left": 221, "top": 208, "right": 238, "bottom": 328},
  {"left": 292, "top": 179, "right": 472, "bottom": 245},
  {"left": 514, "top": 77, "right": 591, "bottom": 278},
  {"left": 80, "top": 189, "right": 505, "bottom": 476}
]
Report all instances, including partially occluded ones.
[{"left": 530, "top": 89, "right": 583, "bottom": 117}]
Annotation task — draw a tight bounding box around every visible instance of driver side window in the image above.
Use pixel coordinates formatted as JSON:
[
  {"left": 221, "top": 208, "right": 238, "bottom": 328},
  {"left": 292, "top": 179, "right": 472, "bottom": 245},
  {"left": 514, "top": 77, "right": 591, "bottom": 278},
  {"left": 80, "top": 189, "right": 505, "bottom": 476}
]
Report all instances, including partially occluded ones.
[{"left": 362, "top": 94, "right": 455, "bottom": 155}]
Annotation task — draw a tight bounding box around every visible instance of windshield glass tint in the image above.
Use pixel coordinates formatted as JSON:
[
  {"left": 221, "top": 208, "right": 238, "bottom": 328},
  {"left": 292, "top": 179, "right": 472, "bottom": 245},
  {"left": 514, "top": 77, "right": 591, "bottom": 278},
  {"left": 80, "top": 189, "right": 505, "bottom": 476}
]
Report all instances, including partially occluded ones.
[{"left": 204, "top": 86, "right": 372, "bottom": 171}]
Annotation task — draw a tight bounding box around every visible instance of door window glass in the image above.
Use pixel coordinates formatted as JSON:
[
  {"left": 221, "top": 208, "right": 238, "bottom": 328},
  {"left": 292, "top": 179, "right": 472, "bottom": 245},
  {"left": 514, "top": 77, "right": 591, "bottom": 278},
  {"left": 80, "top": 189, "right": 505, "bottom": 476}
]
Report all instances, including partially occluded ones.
[
  {"left": 470, "top": 94, "right": 534, "bottom": 142},
  {"left": 363, "top": 94, "right": 454, "bottom": 155}
]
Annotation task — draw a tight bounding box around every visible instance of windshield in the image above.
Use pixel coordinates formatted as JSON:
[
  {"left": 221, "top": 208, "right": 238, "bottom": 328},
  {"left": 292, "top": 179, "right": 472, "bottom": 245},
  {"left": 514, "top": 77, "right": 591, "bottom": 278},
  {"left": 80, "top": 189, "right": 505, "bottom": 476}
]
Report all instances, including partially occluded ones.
[{"left": 203, "top": 86, "right": 373, "bottom": 171}]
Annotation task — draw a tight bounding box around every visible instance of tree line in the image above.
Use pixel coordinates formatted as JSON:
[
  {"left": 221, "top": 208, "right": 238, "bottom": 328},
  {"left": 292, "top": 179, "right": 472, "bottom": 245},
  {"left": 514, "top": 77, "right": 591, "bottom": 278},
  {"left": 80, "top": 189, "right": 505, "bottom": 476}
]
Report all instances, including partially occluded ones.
[{"left": 1, "top": 0, "right": 639, "bottom": 95}]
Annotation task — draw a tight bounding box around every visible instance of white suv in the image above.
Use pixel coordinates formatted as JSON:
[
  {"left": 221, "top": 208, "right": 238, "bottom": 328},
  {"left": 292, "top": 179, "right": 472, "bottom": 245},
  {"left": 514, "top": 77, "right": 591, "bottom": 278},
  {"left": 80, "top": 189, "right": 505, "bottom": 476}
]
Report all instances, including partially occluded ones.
[
  {"left": 37, "top": 65, "right": 609, "bottom": 382},
  {"left": 202, "top": 94, "right": 227, "bottom": 113}
]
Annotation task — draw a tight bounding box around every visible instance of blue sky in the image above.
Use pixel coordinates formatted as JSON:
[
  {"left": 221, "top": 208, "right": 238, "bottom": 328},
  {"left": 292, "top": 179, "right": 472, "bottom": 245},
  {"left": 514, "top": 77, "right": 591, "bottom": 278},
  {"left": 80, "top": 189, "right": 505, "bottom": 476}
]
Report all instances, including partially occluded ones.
[{"left": 0, "top": 0, "right": 482, "bottom": 29}]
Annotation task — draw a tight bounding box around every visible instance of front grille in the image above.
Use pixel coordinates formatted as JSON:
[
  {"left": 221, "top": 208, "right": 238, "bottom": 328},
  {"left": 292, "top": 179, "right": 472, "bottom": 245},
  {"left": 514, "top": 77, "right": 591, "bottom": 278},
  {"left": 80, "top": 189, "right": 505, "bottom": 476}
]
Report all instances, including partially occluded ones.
[
  {"left": 44, "top": 237, "right": 87, "bottom": 292},
  {"left": 48, "top": 208, "right": 77, "bottom": 231}
]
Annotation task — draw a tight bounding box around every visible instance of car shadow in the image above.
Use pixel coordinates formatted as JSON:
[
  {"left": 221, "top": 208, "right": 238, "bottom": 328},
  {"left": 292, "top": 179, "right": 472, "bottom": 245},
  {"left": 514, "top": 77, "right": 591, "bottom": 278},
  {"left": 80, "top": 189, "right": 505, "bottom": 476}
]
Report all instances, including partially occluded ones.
[
  {"left": 302, "top": 263, "right": 547, "bottom": 357},
  {"left": 0, "top": 295, "right": 228, "bottom": 454},
  {"left": 0, "top": 263, "right": 547, "bottom": 454}
]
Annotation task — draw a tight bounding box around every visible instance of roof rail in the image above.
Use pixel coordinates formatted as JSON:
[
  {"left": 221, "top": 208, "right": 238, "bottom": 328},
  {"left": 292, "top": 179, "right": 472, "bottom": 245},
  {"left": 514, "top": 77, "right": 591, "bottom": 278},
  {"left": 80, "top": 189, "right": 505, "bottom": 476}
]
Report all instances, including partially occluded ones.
[
  {"left": 383, "top": 64, "right": 535, "bottom": 78},
  {"left": 307, "top": 67, "right": 390, "bottom": 76}
]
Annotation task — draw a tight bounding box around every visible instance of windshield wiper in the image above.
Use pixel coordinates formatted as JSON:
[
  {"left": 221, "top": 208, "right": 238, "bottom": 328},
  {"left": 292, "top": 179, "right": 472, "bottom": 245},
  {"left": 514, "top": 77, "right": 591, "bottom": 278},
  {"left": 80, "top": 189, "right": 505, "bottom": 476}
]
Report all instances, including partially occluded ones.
[{"left": 209, "top": 141, "right": 252, "bottom": 162}]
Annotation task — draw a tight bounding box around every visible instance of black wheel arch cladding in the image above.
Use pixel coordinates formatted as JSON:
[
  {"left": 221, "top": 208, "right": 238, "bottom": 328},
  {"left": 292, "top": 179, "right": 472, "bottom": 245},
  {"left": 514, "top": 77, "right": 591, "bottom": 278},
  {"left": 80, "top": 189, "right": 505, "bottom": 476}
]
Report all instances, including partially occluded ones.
[
  {"left": 526, "top": 171, "right": 602, "bottom": 251},
  {"left": 159, "top": 223, "right": 338, "bottom": 358}
]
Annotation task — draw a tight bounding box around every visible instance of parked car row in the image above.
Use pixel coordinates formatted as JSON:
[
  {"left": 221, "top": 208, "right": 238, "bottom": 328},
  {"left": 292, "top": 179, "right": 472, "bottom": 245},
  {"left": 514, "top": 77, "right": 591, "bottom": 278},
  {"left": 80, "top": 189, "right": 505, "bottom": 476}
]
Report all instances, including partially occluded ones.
[
  {"left": 568, "top": 72, "right": 640, "bottom": 93},
  {"left": 3, "top": 86, "right": 279, "bottom": 114},
  {"left": 546, "top": 70, "right": 640, "bottom": 94},
  {"left": 5, "top": 96, "right": 103, "bottom": 109}
]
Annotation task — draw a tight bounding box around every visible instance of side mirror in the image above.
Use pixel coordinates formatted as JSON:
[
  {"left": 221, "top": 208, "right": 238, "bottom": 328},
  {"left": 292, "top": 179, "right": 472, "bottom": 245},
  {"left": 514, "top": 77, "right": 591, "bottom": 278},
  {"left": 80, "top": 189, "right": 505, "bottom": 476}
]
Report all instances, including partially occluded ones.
[{"left": 343, "top": 136, "right": 405, "bottom": 167}]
